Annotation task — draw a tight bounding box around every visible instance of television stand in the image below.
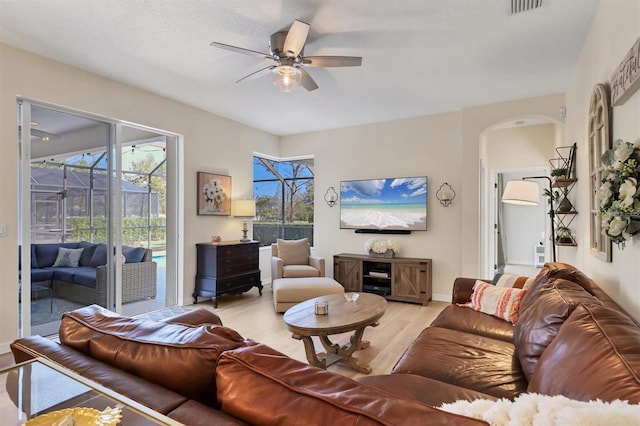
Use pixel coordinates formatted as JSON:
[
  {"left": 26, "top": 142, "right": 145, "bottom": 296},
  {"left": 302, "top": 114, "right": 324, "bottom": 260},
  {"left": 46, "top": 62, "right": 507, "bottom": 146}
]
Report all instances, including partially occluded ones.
[{"left": 333, "top": 253, "right": 432, "bottom": 305}]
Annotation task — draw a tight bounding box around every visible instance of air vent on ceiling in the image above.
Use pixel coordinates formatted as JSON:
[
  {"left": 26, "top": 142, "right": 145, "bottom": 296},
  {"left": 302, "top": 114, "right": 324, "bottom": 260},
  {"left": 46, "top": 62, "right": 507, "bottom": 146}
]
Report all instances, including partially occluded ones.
[{"left": 510, "top": 0, "right": 542, "bottom": 15}]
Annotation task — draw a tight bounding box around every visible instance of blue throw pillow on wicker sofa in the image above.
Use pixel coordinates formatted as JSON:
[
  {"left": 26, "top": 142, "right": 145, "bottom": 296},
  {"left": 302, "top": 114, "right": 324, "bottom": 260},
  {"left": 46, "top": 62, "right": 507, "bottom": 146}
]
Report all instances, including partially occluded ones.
[
  {"left": 122, "top": 246, "right": 146, "bottom": 263},
  {"left": 89, "top": 244, "right": 108, "bottom": 267}
]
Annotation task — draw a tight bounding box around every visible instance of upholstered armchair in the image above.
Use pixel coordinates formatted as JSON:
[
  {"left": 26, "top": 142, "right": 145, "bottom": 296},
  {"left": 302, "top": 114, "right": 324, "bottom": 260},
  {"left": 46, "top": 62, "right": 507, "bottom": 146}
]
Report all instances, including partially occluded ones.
[{"left": 271, "top": 238, "right": 325, "bottom": 281}]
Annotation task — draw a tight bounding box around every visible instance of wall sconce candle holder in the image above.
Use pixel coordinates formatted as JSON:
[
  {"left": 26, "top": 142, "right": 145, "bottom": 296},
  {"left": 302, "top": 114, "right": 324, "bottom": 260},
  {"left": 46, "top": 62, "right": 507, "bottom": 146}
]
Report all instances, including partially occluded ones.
[
  {"left": 436, "top": 183, "right": 456, "bottom": 207},
  {"left": 324, "top": 187, "right": 338, "bottom": 207}
]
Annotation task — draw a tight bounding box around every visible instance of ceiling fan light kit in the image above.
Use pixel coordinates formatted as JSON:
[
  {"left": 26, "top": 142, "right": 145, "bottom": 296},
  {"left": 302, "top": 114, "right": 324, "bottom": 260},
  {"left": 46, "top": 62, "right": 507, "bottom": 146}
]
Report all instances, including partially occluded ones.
[
  {"left": 211, "top": 19, "right": 362, "bottom": 93},
  {"left": 273, "top": 65, "right": 302, "bottom": 93}
]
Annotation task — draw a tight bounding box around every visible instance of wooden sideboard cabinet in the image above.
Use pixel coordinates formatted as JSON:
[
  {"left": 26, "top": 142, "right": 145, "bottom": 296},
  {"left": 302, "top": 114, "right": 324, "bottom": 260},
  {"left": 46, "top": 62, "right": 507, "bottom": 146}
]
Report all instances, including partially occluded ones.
[
  {"left": 194, "top": 241, "right": 262, "bottom": 307},
  {"left": 333, "top": 253, "right": 432, "bottom": 305}
]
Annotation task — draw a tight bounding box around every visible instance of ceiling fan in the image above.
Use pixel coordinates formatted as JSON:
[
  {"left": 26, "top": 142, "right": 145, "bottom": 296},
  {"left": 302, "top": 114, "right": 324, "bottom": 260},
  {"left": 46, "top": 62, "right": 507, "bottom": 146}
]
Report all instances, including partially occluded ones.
[{"left": 210, "top": 19, "right": 362, "bottom": 92}]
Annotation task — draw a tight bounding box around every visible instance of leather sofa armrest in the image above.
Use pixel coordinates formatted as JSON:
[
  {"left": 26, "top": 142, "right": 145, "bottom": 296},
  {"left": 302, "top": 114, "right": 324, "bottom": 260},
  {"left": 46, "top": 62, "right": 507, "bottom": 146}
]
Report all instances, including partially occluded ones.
[
  {"left": 452, "top": 277, "right": 490, "bottom": 304},
  {"left": 271, "top": 256, "right": 283, "bottom": 281},
  {"left": 308, "top": 256, "right": 325, "bottom": 277}
]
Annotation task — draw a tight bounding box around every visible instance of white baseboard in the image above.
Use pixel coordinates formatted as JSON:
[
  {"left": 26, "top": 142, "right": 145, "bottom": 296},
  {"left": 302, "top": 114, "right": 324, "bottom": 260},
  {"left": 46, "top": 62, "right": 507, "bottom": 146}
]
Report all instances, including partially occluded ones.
[
  {"left": 432, "top": 293, "right": 450, "bottom": 302},
  {"left": 0, "top": 341, "right": 11, "bottom": 355}
]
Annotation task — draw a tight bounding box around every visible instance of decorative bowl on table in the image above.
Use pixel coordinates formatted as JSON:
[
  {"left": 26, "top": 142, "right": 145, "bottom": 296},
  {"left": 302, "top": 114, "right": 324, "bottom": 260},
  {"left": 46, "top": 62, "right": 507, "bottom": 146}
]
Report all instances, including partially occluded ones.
[
  {"left": 344, "top": 292, "right": 359, "bottom": 302},
  {"left": 24, "top": 406, "right": 122, "bottom": 426}
]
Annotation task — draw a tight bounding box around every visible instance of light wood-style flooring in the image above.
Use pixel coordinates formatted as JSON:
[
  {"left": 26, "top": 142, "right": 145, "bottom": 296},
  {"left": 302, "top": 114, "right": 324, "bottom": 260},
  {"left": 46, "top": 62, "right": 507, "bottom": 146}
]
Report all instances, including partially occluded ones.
[
  {"left": 1, "top": 285, "right": 448, "bottom": 379},
  {"left": 198, "top": 285, "right": 448, "bottom": 379}
]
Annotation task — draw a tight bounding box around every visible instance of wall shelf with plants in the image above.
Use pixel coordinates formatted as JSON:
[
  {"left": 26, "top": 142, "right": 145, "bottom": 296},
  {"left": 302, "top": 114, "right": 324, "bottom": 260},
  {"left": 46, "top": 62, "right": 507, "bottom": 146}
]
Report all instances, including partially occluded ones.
[{"left": 549, "top": 143, "right": 578, "bottom": 246}]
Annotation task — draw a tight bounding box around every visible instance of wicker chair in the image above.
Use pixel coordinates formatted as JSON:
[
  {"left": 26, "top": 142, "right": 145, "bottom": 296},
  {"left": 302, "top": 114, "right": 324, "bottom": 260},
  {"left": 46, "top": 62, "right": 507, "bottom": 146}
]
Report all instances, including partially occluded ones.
[{"left": 54, "top": 249, "right": 157, "bottom": 307}]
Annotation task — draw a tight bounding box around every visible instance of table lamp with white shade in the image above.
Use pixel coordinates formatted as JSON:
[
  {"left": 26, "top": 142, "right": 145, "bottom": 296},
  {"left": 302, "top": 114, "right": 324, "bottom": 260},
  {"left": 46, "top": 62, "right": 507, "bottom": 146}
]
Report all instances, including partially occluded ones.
[{"left": 233, "top": 200, "right": 256, "bottom": 243}]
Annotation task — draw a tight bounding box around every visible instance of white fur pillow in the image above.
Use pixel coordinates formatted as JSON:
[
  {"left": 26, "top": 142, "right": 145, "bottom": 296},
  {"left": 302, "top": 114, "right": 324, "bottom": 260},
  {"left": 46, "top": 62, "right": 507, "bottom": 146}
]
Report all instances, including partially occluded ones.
[{"left": 440, "top": 393, "right": 640, "bottom": 425}]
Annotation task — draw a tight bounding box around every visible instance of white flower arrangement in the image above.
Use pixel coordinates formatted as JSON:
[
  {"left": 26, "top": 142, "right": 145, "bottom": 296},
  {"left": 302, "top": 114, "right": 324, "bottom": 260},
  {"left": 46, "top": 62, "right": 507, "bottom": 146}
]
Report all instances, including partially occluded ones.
[
  {"left": 203, "top": 178, "right": 226, "bottom": 210},
  {"left": 364, "top": 239, "right": 400, "bottom": 254},
  {"left": 599, "top": 139, "right": 640, "bottom": 249}
]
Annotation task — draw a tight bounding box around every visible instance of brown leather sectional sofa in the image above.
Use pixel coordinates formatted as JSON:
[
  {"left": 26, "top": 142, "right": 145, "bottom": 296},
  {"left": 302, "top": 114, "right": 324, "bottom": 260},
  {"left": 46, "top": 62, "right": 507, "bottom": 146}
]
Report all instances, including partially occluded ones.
[
  {"left": 10, "top": 262, "right": 640, "bottom": 425},
  {"left": 359, "top": 262, "right": 640, "bottom": 406}
]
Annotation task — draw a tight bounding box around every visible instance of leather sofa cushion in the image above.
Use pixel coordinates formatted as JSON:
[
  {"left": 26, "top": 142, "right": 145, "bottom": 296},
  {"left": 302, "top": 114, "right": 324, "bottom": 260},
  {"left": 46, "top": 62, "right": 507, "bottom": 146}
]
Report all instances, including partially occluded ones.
[
  {"left": 216, "top": 343, "right": 485, "bottom": 425},
  {"left": 521, "top": 262, "right": 596, "bottom": 309},
  {"left": 392, "top": 327, "right": 527, "bottom": 399},
  {"left": 59, "top": 304, "right": 246, "bottom": 408},
  {"left": 11, "top": 335, "right": 189, "bottom": 415},
  {"left": 160, "top": 308, "right": 223, "bottom": 327},
  {"left": 430, "top": 305, "right": 515, "bottom": 342},
  {"left": 514, "top": 279, "right": 602, "bottom": 381},
  {"left": 527, "top": 303, "right": 640, "bottom": 403},
  {"left": 167, "top": 400, "right": 248, "bottom": 426},
  {"left": 356, "top": 374, "right": 498, "bottom": 407}
]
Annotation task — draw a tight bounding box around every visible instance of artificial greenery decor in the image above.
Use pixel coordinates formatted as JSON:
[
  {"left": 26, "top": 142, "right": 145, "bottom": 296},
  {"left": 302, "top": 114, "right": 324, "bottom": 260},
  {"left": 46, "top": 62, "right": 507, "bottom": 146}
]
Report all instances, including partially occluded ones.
[
  {"left": 551, "top": 167, "right": 568, "bottom": 178},
  {"left": 599, "top": 139, "right": 640, "bottom": 249}
]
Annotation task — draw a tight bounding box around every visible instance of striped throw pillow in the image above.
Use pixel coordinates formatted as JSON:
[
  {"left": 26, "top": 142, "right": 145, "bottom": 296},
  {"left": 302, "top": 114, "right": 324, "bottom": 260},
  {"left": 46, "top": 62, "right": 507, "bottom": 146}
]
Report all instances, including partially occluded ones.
[
  {"left": 464, "top": 280, "right": 526, "bottom": 323},
  {"left": 492, "top": 273, "right": 535, "bottom": 290}
]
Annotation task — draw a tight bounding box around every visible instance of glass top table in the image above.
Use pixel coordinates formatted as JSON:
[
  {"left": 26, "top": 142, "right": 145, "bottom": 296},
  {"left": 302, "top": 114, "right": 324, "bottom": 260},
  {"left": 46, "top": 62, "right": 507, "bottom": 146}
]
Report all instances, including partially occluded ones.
[{"left": 0, "top": 357, "right": 183, "bottom": 425}]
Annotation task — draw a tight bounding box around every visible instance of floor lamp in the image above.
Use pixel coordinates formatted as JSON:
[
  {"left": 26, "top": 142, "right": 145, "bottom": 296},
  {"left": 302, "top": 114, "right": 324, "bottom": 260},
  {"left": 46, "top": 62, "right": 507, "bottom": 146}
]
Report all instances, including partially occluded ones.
[{"left": 501, "top": 176, "right": 556, "bottom": 262}]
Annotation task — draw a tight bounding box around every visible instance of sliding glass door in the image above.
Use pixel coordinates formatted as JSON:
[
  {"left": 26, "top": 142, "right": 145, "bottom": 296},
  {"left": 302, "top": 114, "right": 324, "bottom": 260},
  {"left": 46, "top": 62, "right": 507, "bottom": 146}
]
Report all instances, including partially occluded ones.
[{"left": 18, "top": 100, "right": 180, "bottom": 336}]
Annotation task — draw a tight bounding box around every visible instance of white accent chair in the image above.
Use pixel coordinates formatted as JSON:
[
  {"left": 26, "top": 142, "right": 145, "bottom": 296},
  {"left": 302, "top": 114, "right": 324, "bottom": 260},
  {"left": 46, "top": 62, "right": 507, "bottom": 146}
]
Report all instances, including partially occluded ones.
[{"left": 270, "top": 238, "right": 325, "bottom": 281}]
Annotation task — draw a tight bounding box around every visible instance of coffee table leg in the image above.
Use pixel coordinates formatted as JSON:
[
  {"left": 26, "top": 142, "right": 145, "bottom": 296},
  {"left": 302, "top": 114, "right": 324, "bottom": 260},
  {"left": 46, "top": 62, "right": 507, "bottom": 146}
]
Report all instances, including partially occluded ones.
[
  {"left": 293, "top": 334, "right": 327, "bottom": 369},
  {"left": 317, "top": 327, "right": 373, "bottom": 374}
]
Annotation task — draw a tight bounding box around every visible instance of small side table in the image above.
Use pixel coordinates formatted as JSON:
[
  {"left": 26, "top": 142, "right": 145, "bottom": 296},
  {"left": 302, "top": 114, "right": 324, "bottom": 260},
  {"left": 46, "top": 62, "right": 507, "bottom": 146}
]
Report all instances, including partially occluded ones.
[{"left": 31, "top": 284, "right": 53, "bottom": 313}]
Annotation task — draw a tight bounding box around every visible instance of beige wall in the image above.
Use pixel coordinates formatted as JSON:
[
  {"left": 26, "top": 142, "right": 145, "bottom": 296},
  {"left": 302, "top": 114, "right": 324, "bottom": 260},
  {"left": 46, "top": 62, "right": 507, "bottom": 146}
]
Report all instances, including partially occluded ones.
[
  {"left": 563, "top": 0, "right": 640, "bottom": 319},
  {"left": 279, "top": 102, "right": 564, "bottom": 300},
  {"left": 459, "top": 94, "right": 567, "bottom": 277},
  {"left": 280, "top": 112, "right": 464, "bottom": 300},
  {"left": 480, "top": 124, "right": 558, "bottom": 268},
  {"left": 0, "top": 0, "right": 638, "bottom": 349},
  {"left": 482, "top": 124, "right": 557, "bottom": 170},
  {"left": 0, "top": 44, "right": 279, "bottom": 350}
]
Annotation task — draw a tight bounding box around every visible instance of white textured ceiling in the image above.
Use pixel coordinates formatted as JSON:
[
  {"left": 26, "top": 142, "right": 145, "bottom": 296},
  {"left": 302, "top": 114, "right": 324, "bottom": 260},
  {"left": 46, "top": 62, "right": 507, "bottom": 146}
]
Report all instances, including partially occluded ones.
[{"left": 0, "top": 0, "right": 598, "bottom": 136}]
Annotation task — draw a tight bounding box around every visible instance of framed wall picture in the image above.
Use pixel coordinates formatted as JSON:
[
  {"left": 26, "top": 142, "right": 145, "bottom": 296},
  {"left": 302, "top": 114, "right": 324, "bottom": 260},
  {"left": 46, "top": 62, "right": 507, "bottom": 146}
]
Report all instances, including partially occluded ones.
[{"left": 197, "top": 172, "right": 231, "bottom": 215}]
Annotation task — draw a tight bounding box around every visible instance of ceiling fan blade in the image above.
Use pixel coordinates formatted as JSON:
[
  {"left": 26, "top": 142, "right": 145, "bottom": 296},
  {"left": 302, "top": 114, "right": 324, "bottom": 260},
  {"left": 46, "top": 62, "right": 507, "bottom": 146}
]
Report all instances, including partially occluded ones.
[
  {"left": 299, "top": 67, "right": 318, "bottom": 91},
  {"left": 283, "top": 20, "right": 310, "bottom": 57},
  {"left": 235, "top": 65, "right": 276, "bottom": 84},
  {"left": 210, "top": 42, "right": 273, "bottom": 60},
  {"left": 302, "top": 56, "right": 362, "bottom": 67}
]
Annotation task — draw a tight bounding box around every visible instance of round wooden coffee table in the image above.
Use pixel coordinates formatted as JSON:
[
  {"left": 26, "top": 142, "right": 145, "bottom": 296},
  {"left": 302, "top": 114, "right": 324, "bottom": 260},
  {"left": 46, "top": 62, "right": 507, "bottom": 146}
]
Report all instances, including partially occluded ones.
[{"left": 283, "top": 292, "right": 386, "bottom": 374}]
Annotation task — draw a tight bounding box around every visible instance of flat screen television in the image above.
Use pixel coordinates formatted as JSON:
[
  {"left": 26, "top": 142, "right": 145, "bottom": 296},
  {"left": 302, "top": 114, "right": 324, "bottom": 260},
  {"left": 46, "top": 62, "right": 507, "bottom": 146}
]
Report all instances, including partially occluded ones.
[{"left": 340, "top": 176, "right": 427, "bottom": 232}]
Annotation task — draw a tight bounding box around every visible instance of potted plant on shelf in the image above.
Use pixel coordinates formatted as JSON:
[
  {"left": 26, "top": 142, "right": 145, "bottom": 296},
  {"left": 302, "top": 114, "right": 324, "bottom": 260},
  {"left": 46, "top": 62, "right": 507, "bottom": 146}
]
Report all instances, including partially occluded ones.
[
  {"left": 543, "top": 188, "right": 560, "bottom": 206},
  {"left": 551, "top": 167, "right": 568, "bottom": 179},
  {"left": 557, "top": 188, "right": 574, "bottom": 213},
  {"left": 556, "top": 227, "right": 574, "bottom": 244}
]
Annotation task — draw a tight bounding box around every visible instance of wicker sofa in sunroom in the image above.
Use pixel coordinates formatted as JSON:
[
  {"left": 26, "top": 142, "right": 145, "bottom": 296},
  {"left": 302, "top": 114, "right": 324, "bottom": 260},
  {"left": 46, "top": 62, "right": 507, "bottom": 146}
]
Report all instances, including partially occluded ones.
[{"left": 24, "top": 242, "right": 157, "bottom": 307}]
